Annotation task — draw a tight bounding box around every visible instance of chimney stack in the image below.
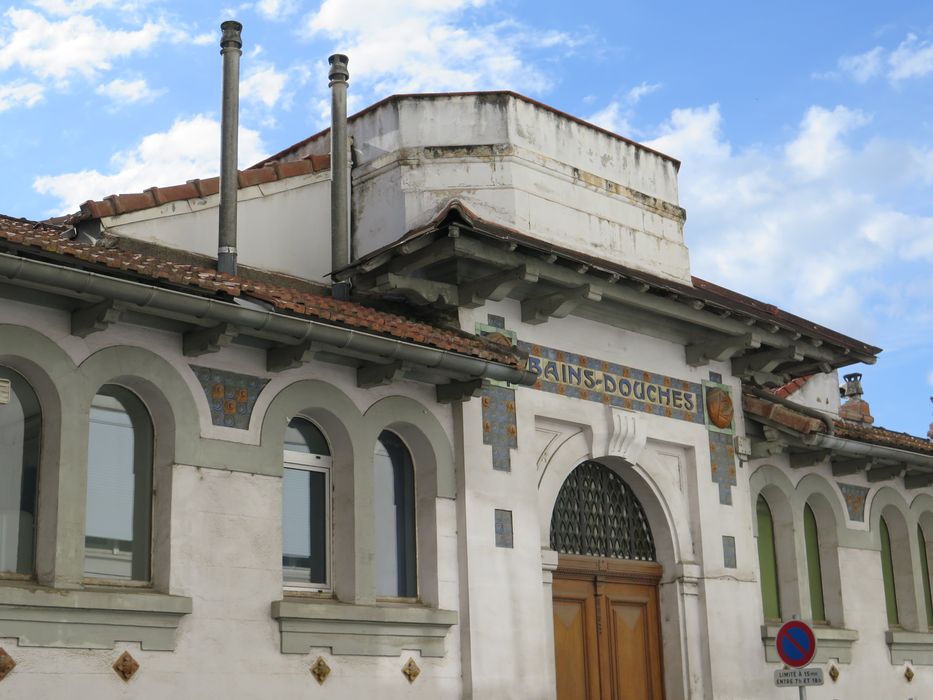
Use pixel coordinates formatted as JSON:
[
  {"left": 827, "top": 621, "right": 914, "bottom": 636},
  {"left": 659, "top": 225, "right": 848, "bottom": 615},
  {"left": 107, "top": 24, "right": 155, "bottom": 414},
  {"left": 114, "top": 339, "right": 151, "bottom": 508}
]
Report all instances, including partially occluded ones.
[
  {"left": 329, "top": 54, "right": 350, "bottom": 299},
  {"left": 218, "top": 20, "right": 243, "bottom": 276},
  {"left": 928, "top": 397, "right": 932, "bottom": 440},
  {"left": 839, "top": 372, "right": 874, "bottom": 424}
]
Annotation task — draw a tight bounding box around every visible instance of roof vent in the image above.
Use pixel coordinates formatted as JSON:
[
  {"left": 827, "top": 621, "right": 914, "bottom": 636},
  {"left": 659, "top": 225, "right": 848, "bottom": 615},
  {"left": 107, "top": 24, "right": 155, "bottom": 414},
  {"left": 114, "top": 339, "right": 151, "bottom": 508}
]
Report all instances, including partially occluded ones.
[{"left": 839, "top": 372, "right": 873, "bottom": 424}]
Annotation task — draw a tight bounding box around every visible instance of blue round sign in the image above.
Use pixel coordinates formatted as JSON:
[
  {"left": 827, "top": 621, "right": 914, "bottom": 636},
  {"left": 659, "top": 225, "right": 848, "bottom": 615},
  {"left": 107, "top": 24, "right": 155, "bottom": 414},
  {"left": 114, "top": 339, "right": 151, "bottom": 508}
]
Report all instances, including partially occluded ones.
[{"left": 775, "top": 620, "right": 816, "bottom": 668}]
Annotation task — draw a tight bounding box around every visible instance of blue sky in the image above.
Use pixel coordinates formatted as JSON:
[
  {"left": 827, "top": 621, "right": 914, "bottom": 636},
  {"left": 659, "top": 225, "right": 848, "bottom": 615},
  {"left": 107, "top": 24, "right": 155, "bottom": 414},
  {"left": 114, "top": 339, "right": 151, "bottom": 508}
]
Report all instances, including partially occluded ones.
[{"left": 1, "top": 0, "right": 932, "bottom": 437}]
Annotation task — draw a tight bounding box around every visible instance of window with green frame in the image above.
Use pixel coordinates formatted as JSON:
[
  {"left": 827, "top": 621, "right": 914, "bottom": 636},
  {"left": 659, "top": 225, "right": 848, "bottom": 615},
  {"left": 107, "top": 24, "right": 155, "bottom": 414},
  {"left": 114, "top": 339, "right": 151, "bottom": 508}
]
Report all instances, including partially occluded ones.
[
  {"left": 918, "top": 525, "right": 933, "bottom": 629},
  {"left": 803, "top": 503, "right": 826, "bottom": 623},
  {"left": 880, "top": 516, "right": 899, "bottom": 627},
  {"left": 756, "top": 495, "right": 781, "bottom": 621}
]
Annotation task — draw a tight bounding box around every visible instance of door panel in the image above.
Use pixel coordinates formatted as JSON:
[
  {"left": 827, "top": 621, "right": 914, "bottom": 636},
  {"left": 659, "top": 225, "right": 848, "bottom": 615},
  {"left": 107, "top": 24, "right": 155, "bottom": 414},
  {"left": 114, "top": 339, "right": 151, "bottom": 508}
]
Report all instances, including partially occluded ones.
[
  {"left": 553, "top": 561, "right": 664, "bottom": 700},
  {"left": 602, "top": 582, "right": 663, "bottom": 700},
  {"left": 553, "top": 576, "right": 601, "bottom": 700}
]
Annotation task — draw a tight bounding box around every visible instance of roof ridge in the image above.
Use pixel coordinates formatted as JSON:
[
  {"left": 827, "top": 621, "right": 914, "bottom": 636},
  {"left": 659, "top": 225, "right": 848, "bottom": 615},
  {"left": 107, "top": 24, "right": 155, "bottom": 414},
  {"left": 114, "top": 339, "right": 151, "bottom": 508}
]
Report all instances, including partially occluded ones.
[{"left": 69, "top": 153, "right": 331, "bottom": 224}]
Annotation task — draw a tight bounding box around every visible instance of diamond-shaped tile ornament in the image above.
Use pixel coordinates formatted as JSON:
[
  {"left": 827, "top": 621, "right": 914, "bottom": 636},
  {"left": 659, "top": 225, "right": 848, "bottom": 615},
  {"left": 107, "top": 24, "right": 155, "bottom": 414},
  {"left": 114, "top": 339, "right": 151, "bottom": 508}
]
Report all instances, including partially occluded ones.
[
  {"left": 0, "top": 648, "right": 15, "bottom": 681},
  {"left": 828, "top": 664, "right": 839, "bottom": 682},
  {"left": 112, "top": 651, "right": 139, "bottom": 682},
  {"left": 310, "top": 656, "right": 331, "bottom": 685},
  {"left": 905, "top": 665, "right": 915, "bottom": 682},
  {"left": 402, "top": 657, "right": 420, "bottom": 683}
]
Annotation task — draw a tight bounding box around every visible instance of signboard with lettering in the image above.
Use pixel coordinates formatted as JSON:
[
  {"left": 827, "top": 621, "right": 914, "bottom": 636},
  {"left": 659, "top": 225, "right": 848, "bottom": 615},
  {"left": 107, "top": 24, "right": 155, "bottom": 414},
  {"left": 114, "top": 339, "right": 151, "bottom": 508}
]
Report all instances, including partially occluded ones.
[
  {"left": 774, "top": 668, "right": 823, "bottom": 687},
  {"left": 518, "top": 341, "right": 704, "bottom": 424}
]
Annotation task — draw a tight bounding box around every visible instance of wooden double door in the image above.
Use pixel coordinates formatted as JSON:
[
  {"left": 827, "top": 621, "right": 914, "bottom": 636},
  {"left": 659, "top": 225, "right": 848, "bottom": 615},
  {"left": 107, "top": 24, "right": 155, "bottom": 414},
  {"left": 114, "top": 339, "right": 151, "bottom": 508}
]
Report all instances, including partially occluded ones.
[{"left": 552, "top": 555, "right": 664, "bottom": 700}]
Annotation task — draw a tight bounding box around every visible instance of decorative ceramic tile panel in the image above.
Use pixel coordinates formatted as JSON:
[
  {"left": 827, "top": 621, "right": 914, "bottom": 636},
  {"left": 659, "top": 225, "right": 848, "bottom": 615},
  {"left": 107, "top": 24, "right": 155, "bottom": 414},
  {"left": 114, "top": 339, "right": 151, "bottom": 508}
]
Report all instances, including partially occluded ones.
[
  {"left": 722, "top": 535, "right": 737, "bottom": 569},
  {"left": 838, "top": 483, "right": 869, "bottom": 522},
  {"left": 191, "top": 365, "right": 269, "bottom": 429},
  {"left": 519, "top": 341, "right": 704, "bottom": 424},
  {"left": 709, "top": 431, "right": 737, "bottom": 505},
  {"left": 495, "top": 509, "right": 514, "bottom": 548},
  {"left": 483, "top": 386, "right": 517, "bottom": 471}
]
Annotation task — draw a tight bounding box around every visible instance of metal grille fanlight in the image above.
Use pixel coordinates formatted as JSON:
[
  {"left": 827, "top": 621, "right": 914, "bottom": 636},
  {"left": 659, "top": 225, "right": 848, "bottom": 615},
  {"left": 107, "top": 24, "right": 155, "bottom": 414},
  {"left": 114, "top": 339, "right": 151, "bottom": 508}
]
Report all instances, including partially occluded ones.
[{"left": 550, "top": 461, "right": 656, "bottom": 561}]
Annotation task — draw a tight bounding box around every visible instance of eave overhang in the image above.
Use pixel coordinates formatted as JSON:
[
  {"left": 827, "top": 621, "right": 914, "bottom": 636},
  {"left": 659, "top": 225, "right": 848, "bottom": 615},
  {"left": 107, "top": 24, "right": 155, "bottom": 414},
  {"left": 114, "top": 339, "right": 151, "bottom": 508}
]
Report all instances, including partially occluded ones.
[
  {"left": 338, "top": 201, "right": 881, "bottom": 387},
  {"left": 744, "top": 392, "right": 933, "bottom": 489}
]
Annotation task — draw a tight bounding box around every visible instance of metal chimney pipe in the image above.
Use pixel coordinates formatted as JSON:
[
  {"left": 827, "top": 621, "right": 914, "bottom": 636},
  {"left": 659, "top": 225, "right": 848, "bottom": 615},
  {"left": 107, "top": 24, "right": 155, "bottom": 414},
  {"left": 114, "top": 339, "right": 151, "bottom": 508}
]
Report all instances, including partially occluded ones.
[
  {"left": 218, "top": 20, "right": 243, "bottom": 276},
  {"left": 328, "top": 54, "right": 350, "bottom": 299}
]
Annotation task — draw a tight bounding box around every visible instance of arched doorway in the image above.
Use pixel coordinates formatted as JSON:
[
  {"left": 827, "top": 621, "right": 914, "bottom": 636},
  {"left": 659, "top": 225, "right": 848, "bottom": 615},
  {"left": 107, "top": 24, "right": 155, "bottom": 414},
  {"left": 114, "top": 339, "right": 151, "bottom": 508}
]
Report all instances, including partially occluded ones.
[{"left": 551, "top": 460, "right": 664, "bottom": 700}]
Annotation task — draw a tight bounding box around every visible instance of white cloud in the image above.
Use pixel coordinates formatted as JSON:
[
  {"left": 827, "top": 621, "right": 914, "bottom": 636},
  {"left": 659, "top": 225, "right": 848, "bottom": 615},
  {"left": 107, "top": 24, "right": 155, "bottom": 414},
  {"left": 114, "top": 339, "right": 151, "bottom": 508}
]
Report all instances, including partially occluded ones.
[
  {"left": 928, "top": 369, "right": 933, "bottom": 388},
  {"left": 95, "top": 77, "right": 162, "bottom": 104},
  {"left": 832, "top": 33, "right": 933, "bottom": 84},
  {"left": 838, "top": 46, "right": 884, "bottom": 83},
  {"left": 587, "top": 102, "right": 631, "bottom": 135},
  {"left": 241, "top": 65, "right": 289, "bottom": 109},
  {"left": 0, "top": 80, "right": 44, "bottom": 111},
  {"left": 305, "top": 0, "right": 579, "bottom": 96},
  {"left": 0, "top": 8, "right": 164, "bottom": 82},
  {"left": 642, "top": 102, "right": 933, "bottom": 344},
  {"left": 255, "top": 0, "right": 298, "bottom": 20},
  {"left": 587, "top": 83, "right": 661, "bottom": 136},
  {"left": 889, "top": 33, "right": 933, "bottom": 82},
  {"left": 784, "top": 105, "right": 870, "bottom": 179},
  {"left": 33, "top": 114, "right": 266, "bottom": 214}
]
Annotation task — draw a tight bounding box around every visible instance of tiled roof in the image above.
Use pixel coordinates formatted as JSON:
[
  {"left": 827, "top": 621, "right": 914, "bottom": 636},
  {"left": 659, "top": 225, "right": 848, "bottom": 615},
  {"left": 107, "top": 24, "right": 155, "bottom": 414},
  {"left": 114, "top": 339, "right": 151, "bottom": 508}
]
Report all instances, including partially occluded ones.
[
  {"left": 743, "top": 389, "right": 933, "bottom": 456},
  {"left": 0, "top": 214, "right": 523, "bottom": 368},
  {"left": 834, "top": 420, "right": 933, "bottom": 456},
  {"left": 68, "top": 154, "right": 330, "bottom": 223},
  {"left": 772, "top": 376, "right": 813, "bottom": 399}
]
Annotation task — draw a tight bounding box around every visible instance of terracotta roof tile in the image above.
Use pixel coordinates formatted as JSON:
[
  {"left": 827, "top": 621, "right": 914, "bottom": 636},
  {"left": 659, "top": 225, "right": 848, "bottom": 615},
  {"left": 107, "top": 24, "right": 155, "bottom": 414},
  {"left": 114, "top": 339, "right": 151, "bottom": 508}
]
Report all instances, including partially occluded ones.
[
  {"left": 68, "top": 154, "right": 331, "bottom": 224},
  {"left": 0, "top": 213, "right": 522, "bottom": 369},
  {"left": 833, "top": 420, "right": 933, "bottom": 456},
  {"left": 772, "top": 375, "right": 813, "bottom": 399}
]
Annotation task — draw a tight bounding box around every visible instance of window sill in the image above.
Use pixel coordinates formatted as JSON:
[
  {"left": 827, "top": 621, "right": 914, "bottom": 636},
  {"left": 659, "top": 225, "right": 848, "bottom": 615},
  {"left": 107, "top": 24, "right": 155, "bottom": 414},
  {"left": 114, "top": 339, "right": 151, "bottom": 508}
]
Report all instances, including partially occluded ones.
[
  {"left": 271, "top": 598, "right": 458, "bottom": 657},
  {"left": 761, "top": 624, "right": 859, "bottom": 664},
  {"left": 0, "top": 582, "right": 192, "bottom": 650},
  {"left": 886, "top": 629, "right": 933, "bottom": 665}
]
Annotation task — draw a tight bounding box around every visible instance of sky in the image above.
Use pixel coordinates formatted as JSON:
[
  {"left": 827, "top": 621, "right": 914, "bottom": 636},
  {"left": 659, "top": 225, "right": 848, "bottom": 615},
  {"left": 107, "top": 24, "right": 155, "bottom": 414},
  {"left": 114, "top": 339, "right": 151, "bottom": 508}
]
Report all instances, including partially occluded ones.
[{"left": 0, "top": 0, "right": 932, "bottom": 437}]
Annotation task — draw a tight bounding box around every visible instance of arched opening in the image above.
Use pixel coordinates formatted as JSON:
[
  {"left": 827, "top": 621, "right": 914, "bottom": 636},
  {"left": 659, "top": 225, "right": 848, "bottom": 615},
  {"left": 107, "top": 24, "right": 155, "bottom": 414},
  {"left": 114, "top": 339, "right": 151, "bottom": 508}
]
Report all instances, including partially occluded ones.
[
  {"left": 84, "top": 385, "right": 153, "bottom": 582},
  {"left": 550, "top": 460, "right": 664, "bottom": 700},
  {"left": 374, "top": 430, "right": 416, "bottom": 599},
  {"left": 282, "top": 417, "right": 332, "bottom": 591},
  {"left": 756, "top": 495, "right": 781, "bottom": 622},
  {"left": 0, "top": 366, "right": 41, "bottom": 577}
]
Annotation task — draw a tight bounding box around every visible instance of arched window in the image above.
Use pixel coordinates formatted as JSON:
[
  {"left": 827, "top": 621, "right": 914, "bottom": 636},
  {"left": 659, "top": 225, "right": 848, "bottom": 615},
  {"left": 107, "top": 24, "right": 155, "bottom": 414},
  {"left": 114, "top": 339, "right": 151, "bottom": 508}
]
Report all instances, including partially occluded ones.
[
  {"left": 880, "top": 516, "right": 899, "bottom": 626},
  {"left": 84, "top": 386, "right": 153, "bottom": 582},
  {"left": 918, "top": 524, "right": 933, "bottom": 628},
  {"left": 282, "top": 417, "right": 331, "bottom": 589},
  {"left": 550, "top": 460, "right": 655, "bottom": 561},
  {"left": 0, "top": 367, "right": 41, "bottom": 577},
  {"left": 374, "top": 431, "right": 416, "bottom": 598},
  {"left": 756, "top": 495, "right": 781, "bottom": 622},
  {"left": 803, "top": 503, "right": 826, "bottom": 623}
]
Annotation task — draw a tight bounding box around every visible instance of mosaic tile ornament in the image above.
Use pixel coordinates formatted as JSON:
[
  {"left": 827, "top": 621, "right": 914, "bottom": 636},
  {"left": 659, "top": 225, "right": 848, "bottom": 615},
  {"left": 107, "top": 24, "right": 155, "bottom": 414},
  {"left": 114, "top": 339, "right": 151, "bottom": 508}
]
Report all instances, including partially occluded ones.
[
  {"left": 495, "top": 509, "right": 514, "bottom": 548},
  {"left": 709, "top": 431, "right": 737, "bottom": 505},
  {"left": 482, "top": 385, "right": 517, "bottom": 472},
  {"left": 722, "top": 535, "right": 737, "bottom": 569},
  {"left": 0, "top": 648, "right": 14, "bottom": 682},
  {"left": 519, "top": 341, "right": 704, "bottom": 425},
  {"left": 112, "top": 651, "right": 139, "bottom": 682},
  {"left": 402, "top": 657, "right": 421, "bottom": 683},
  {"left": 310, "top": 656, "right": 331, "bottom": 684},
  {"left": 838, "top": 483, "right": 869, "bottom": 522},
  {"left": 191, "top": 365, "right": 269, "bottom": 429}
]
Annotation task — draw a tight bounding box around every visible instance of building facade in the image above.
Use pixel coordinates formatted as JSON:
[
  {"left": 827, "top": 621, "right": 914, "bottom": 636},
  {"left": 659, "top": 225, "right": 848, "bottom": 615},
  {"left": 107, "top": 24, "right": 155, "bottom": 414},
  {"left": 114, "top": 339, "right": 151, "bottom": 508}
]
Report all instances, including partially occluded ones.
[{"left": 1, "top": 82, "right": 933, "bottom": 700}]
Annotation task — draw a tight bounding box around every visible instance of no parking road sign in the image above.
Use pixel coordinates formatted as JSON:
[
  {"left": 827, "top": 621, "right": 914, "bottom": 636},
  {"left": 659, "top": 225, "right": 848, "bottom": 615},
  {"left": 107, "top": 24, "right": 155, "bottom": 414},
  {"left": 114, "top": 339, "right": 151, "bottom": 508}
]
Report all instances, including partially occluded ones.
[{"left": 775, "top": 620, "right": 817, "bottom": 668}]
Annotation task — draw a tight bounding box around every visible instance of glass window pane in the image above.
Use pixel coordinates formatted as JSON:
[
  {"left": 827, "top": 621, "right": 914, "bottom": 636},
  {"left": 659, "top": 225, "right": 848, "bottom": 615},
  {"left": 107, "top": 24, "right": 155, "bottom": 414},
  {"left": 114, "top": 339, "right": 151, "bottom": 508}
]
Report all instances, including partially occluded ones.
[
  {"left": 283, "top": 467, "right": 326, "bottom": 585},
  {"left": 374, "top": 431, "right": 416, "bottom": 598},
  {"left": 804, "top": 504, "right": 826, "bottom": 623},
  {"left": 880, "top": 516, "right": 899, "bottom": 626},
  {"left": 756, "top": 495, "right": 781, "bottom": 621},
  {"left": 284, "top": 418, "right": 330, "bottom": 455},
  {"left": 0, "top": 368, "right": 41, "bottom": 575},
  {"left": 918, "top": 525, "right": 933, "bottom": 628},
  {"left": 84, "top": 388, "right": 152, "bottom": 581}
]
